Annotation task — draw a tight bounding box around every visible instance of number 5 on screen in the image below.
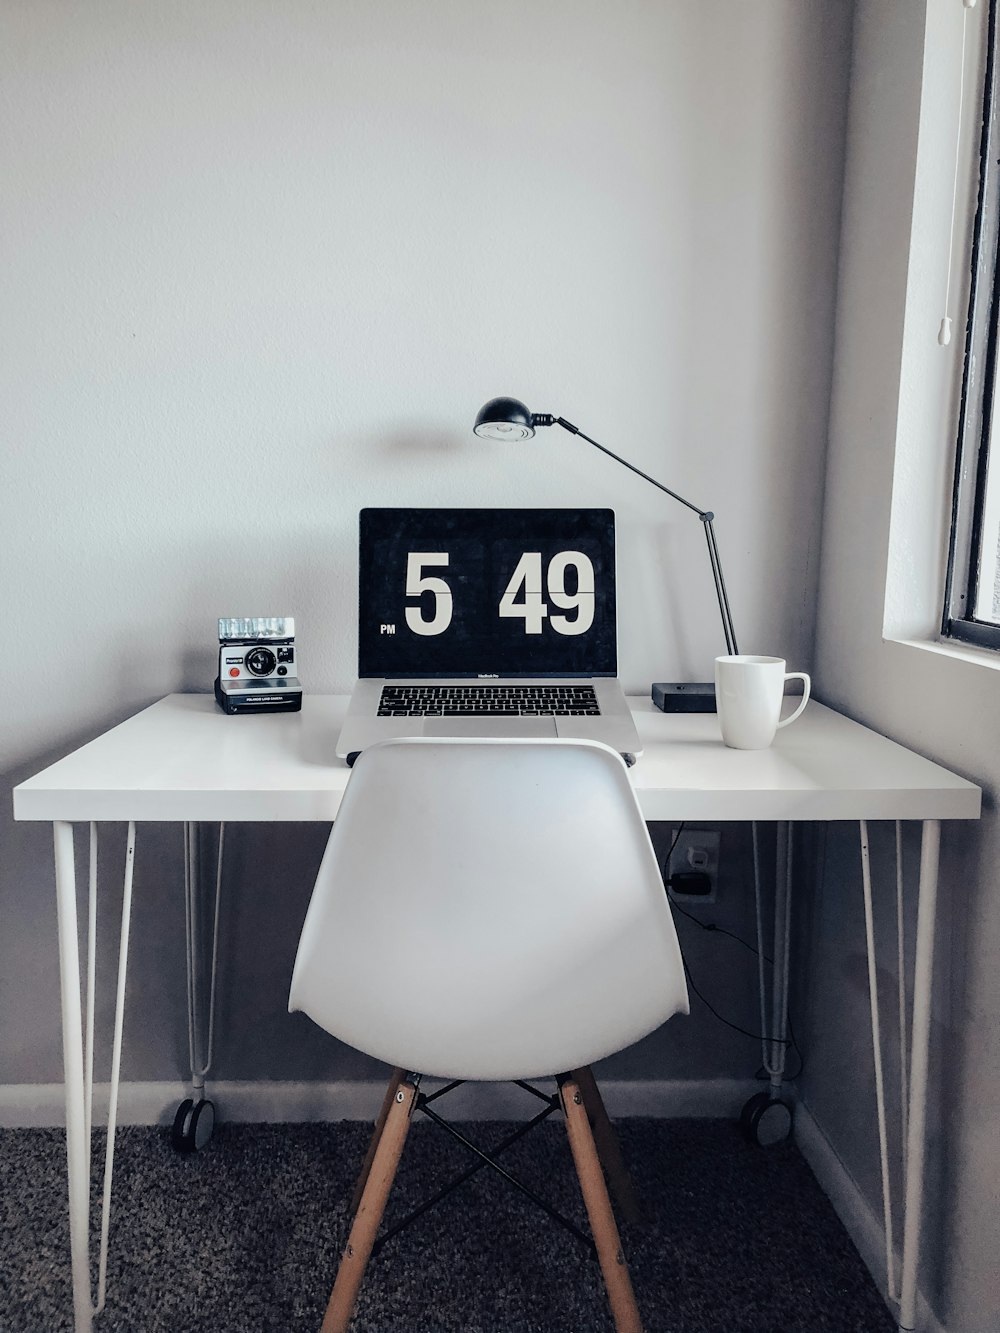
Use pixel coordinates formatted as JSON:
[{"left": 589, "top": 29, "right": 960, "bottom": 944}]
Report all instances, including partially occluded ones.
[{"left": 405, "top": 553, "right": 453, "bottom": 635}]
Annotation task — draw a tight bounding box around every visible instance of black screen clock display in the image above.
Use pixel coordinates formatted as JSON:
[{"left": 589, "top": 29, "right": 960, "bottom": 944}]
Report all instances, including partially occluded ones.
[{"left": 357, "top": 508, "right": 618, "bottom": 678}]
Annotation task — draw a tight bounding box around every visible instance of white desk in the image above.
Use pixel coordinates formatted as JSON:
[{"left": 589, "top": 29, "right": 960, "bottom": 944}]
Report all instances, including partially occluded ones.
[{"left": 12, "top": 694, "right": 982, "bottom": 1333}]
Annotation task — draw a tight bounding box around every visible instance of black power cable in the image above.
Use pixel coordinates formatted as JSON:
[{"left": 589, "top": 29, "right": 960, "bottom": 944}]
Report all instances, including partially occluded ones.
[{"left": 662, "top": 823, "right": 805, "bottom": 1077}]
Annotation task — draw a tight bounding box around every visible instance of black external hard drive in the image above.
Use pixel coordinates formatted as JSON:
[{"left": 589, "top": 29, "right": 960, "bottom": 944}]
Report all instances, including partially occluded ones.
[{"left": 652, "top": 682, "right": 717, "bottom": 713}]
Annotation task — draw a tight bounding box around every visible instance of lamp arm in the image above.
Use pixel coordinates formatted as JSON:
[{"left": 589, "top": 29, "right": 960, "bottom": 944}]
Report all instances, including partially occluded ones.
[
  {"left": 535, "top": 413, "right": 739, "bottom": 656},
  {"left": 702, "top": 516, "right": 739, "bottom": 657},
  {"left": 547, "top": 416, "right": 706, "bottom": 517}
]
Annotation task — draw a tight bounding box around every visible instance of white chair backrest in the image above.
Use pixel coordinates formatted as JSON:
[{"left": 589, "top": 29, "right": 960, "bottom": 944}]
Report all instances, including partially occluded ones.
[{"left": 289, "top": 737, "right": 688, "bottom": 1081}]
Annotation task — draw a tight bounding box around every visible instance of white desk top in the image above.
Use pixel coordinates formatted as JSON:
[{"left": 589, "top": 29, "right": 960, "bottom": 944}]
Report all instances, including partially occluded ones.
[{"left": 12, "top": 694, "right": 981, "bottom": 825}]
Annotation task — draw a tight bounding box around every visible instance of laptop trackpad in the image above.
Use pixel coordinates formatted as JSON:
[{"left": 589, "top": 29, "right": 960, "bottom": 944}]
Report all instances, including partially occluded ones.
[{"left": 423, "top": 718, "right": 557, "bottom": 739}]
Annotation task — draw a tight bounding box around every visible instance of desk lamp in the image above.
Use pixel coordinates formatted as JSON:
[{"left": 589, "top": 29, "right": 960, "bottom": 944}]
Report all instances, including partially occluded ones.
[{"left": 473, "top": 396, "right": 739, "bottom": 711}]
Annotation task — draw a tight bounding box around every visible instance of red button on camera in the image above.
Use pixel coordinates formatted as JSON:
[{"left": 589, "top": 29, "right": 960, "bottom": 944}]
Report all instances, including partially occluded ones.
[{"left": 229, "top": 667, "right": 240, "bottom": 677}]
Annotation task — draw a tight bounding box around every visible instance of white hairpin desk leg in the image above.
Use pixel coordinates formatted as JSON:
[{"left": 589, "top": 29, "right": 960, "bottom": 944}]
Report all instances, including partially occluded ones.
[
  {"left": 53, "top": 821, "right": 93, "bottom": 1333},
  {"left": 898, "top": 819, "right": 941, "bottom": 1333}
]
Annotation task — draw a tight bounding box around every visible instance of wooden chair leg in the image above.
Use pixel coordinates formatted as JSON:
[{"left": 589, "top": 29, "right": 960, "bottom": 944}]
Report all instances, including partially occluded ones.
[
  {"left": 348, "top": 1068, "right": 406, "bottom": 1218},
  {"left": 572, "top": 1066, "right": 643, "bottom": 1225},
  {"left": 321, "top": 1076, "right": 418, "bottom": 1333},
  {"left": 560, "top": 1077, "right": 644, "bottom": 1333}
]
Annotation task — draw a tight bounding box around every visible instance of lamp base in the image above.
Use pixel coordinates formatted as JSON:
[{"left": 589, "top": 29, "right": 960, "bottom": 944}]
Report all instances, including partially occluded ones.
[{"left": 652, "top": 682, "right": 717, "bottom": 713}]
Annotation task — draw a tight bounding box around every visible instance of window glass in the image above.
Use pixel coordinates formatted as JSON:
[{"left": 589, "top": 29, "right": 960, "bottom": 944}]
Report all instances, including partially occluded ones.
[
  {"left": 972, "top": 394, "right": 1000, "bottom": 621},
  {"left": 945, "top": 0, "right": 1000, "bottom": 649}
]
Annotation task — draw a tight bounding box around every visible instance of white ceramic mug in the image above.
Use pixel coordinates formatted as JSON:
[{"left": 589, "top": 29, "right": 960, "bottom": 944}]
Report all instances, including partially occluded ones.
[{"left": 714, "top": 655, "right": 811, "bottom": 750}]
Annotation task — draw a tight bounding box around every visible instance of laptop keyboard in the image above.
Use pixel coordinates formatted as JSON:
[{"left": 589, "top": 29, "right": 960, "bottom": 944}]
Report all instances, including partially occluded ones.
[{"left": 377, "top": 684, "right": 601, "bottom": 717}]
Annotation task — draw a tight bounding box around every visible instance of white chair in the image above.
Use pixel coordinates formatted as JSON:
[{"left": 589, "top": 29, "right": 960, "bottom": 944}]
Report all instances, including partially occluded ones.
[{"left": 289, "top": 736, "right": 689, "bottom": 1333}]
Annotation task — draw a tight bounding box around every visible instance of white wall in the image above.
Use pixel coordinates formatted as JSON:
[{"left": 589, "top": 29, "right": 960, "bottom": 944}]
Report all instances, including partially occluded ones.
[
  {"left": 809, "top": 3, "right": 1000, "bottom": 1330},
  {"left": 0, "top": 4, "right": 852, "bottom": 1084}
]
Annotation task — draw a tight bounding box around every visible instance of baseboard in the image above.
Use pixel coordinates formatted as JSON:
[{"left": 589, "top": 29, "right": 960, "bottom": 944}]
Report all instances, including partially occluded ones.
[
  {"left": 0, "top": 1076, "right": 759, "bottom": 1129},
  {"left": 794, "top": 1100, "right": 946, "bottom": 1333}
]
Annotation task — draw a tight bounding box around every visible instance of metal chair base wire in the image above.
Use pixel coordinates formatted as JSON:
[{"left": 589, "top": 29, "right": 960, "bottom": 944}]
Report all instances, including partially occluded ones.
[{"left": 371, "top": 1077, "right": 593, "bottom": 1258}]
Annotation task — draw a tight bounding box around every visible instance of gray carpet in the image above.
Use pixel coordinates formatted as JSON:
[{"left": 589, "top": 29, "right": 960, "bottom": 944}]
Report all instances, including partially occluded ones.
[{"left": 0, "top": 1116, "right": 895, "bottom": 1332}]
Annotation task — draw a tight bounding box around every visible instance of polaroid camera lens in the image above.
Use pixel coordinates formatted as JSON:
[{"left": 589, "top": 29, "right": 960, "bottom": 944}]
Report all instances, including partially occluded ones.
[{"left": 245, "top": 646, "right": 277, "bottom": 676}]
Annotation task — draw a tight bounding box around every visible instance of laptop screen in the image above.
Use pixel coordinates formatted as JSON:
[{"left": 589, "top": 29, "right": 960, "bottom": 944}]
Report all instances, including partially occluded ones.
[{"left": 358, "top": 508, "right": 618, "bottom": 678}]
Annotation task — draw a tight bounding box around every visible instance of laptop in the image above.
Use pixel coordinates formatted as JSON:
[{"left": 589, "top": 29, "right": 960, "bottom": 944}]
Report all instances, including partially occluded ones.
[{"left": 335, "top": 507, "right": 642, "bottom": 763}]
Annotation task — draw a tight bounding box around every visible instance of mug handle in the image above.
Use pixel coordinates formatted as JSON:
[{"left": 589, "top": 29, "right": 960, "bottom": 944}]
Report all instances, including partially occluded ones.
[{"left": 775, "top": 672, "right": 811, "bottom": 729}]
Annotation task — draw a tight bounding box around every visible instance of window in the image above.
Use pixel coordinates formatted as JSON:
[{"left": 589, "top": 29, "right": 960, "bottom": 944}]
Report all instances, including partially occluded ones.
[{"left": 945, "top": 0, "right": 1000, "bottom": 649}]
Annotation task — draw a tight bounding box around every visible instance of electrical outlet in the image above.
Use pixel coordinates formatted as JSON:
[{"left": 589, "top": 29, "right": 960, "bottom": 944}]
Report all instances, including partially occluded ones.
[{"left": 666, "top": 828, "right": 720, "bottom": 903}]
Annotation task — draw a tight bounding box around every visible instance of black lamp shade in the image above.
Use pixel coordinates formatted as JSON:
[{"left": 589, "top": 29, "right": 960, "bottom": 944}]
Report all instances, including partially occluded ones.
[{"left": 473, "top": 397, "right": 535, "bottom": 440}]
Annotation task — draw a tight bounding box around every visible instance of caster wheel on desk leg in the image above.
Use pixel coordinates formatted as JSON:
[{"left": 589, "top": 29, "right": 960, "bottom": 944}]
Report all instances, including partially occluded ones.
[
  {"left": 740, "top": 1091, "right": 769, "bottom": 1139},
  {"left": 171, "top": 1097, "right": 216, "bottom": 1153},
  {"left": 741, "top": 1092, "right": 792, "bottom": 1147}
]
